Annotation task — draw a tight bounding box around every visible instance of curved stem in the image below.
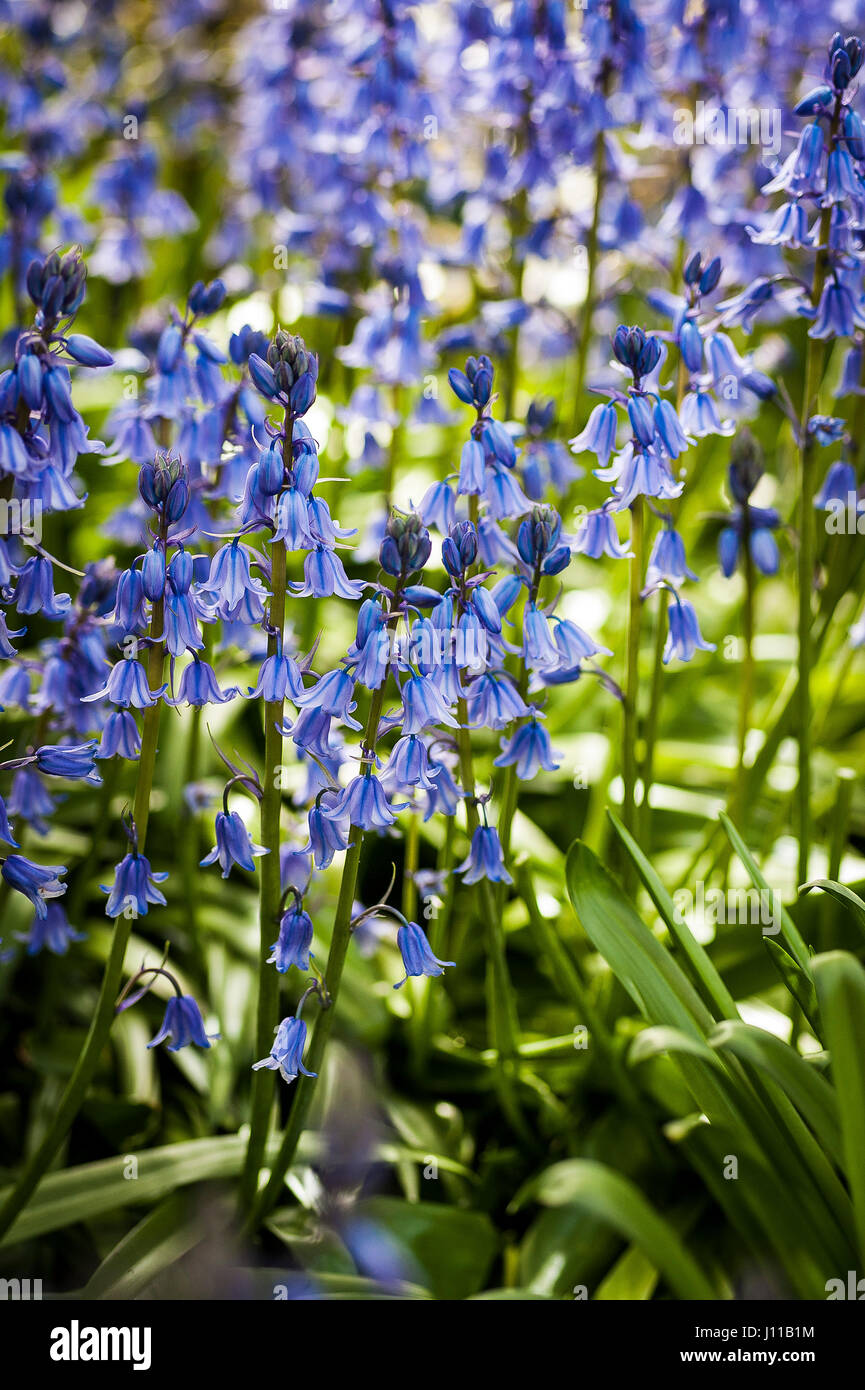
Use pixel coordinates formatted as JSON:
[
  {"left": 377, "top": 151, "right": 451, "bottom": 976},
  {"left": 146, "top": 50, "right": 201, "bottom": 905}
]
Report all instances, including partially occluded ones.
[
  {"left": 622, "top": 497, "right": 645, "bottom": 853},
  {"left": 797, "top": 101, "right": 839, "bottom": 887},
  {"left": 0, "top": 597, "right": 166, "bottom": 1244},
  {"left": 734, "top": 508, "right": 755, "bottom": 829},
  {"left": 246, "top": 681, "right": 387, "bottom": 1229},
  {"left": 639, "top": 587, "right": 668, "bottom": 848},
  {"left": 240, "top": 536, "right": 288, "bottom": 1209},
  {"left": 455, "top": 702, "right": 526, "bottom": 1139},
  {"left": 410, "top": 816, "right": 456, "bottom": 1077}
]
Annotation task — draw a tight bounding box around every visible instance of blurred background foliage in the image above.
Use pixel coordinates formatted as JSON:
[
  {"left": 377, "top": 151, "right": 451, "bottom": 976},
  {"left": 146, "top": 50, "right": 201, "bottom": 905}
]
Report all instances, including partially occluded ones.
[{"left": 1, "top": 0, "right": 864, "bottom": 1300}]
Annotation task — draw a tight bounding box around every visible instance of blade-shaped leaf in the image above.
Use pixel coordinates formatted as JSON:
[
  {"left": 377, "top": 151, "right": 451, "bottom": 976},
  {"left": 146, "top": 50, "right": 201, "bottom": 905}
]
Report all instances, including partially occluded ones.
[
  {"left": 512, "top": 1159, "right": 717, "bottom": 1301},
  {"left": 813, "top": 951, "right": 865, "bottom": 1267}
]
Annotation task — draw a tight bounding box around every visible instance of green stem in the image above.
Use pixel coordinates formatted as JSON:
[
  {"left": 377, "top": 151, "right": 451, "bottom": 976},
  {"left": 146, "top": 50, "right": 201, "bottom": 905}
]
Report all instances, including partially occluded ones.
[
  {"left": 401, "top": 810, "right": 419, "bottom": 923},
  {"left": 247, "top": 682, "right": 387, "bottom": 1229},
  {"left": 240, "top": 537, "right": 288, "bottom": 1210},
  {"left": 622, "top": 498, "right": 645, "bottom": 848},
  {"left": 734, "top": 508, "right": 755, "bottom": 830},
  {"left": 0, "top": 597, "right": 166, "bottom": 1245},
  {"left": 797, "top": 101, "right": 839, "bottom": 887},
  {"left": 828, "top": 768, "right": 855, "bottom": 884},
  {"left": 410, "top": 817, "right": 456, "bottom": 1077},
  {"left": 455, "top": 701, "right": 526, "bottom": 1138},
  {"left": 638, "top": 589, "right": 668, "bottom": 848}
]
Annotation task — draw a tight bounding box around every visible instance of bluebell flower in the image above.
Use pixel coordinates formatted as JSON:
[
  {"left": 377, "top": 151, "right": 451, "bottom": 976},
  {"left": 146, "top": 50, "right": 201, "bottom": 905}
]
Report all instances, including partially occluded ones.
[
  {"left": 719, "top": 508, "right": 781, "bottom": 578},
  {"left": 809, "top": 416, "right": 847, "bottom": 447},
  {"left": 424, "top": 758, "right": 462, "bottom": 819},
  {"left": 382, "top": 734, "right": 439, "bottom": 793},
  {"left": 663, "top": 596, "right": 716, "bottom": 664},
  {"left": 522, "top": 603, "right": 560, "bottom": 670},
  {"left": 465, "top": 673, "right": 529, "bottom": 730},
  {"left": 401, "top": 674, "right": 459, "bottom": 735},
  {"left": 748, "top": 201, "right": 814, "bottom": 249},
  {"left": 14, "top": 556, "right": 70, "bottom": 619},
  {"left": 253, "top": 1015, "right": 316, "bottom": 1084},
  {"left": 147, "top": 995, "right": 219, "bottom": 1052},
  {"left": 679, "top": 390, "right": 734, "bottom": 439},
  {"left": 418, "top": 479, "right": 456, "bottom": 532},
  {"left": 326, "top": 775, "right": 401, "bottom": 830},
  {"left": 34, "top": 741, "right": 101, "bottom": 783},
  {"left": 305, "top": 800, "right": 351, "bottom": 869},
  {"left": 96, "top": 710, "right": 142, "bottom": 760},
  {"left": 167, "top": 658, "right": 237, "bottom": 707},
  {"left": 646, "top": 528, "right": 697, "bottom": 587},
  {"left": 248, "top": 650, "right": 305, "bottom": 702},
  {"left": 102, "top": 852, "right": 168, "bottom": 918},
  {"left": 8, "top": 769, "right": 56, "bottom": 835},
  {"left": 494, "top": 718, "right": 561, "bottom": 779},
  {"left": 394, "top": 920, "right": 454, "bottom": 989},
  {"left": 84, "top": 657, "right": 165, "bottom": 709},
  {"left": 201, "top": 810, "right": 267, "bottom": 878},
  {"left": 574, "top": 507, "right": 632, "bottom": 560},
  {"left": 293, "top": 545, "right": 365, "bottom": 600},
  {"left": 280, "top": 848, "right": 312, "bottom": 897},
  {"left": 809, "top": 280, "right": 865, "bottom": 340},
  {"left": 0, "top": 794, "right": 19, "bottom": 847},
  {"left": 17, "top": 902, "right": 85, "bottom": 956},
  {"left": 269, "top": 902, "right": 314, "bottom": 973},
  {"left": 653, "top": 399, "right": 691, "bottom": 459},
  {"left": 456, "top": 825, "right": 512, "bottom": 885},
  {"left": 113, "top": 568, "right": 148, "bottom": 631},
  {"left": 815, "top": 460, "right": 856, "bottom": 509},
  {"left": 2, "top": 854, "right": 67, "bottom": 916},
  {"left": 294, "top": 668, "right": 360, "bottom": 729}
]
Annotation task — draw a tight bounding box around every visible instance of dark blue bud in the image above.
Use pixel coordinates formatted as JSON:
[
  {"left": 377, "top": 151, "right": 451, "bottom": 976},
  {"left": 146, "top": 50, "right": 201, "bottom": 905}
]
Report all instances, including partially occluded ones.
[
  {"left": 683, "top": 251, "right": 702, "bottom": 285},
  {"left": 289, "top": 372, "right": 315, "bottom": 415},
  {"left": 448, "top": 367, "right": 474, "bottom": 404},
  {"left": 845, "top": 36, "right": 863, "bottom": 75},
  {"left": 636, "top": 334, "right": 662, "bottom": 378},
  {"left": 202, "top": 279, "right": 226, "bottom": 314},
  {"left": 165, "top": 478, "right": 189, "bottom": 522},
  {"left": 157, "top": 323, "right": 183, "bottom": 374},
  {"left": 65, "top": 333, "right": 114, "bottom": 368},
  {"left": 248, "top": 353, "right": 279, "bottom": 399},
  {"left": 474, "top": 366, "right": 493, "bottom": 405},
  {"left": 699, "top": 257, "right": 721, "bottom": 295},
  {"left": 542, "top": 545, "right": 571, "bottom": 576},
  {"left": 844, "top": 109, "right": 865, "bottom": 160},
  {"left": 140, "top": 547, "right": 166, "bottom": 601},
  {"left": 832, "top": 47, "right": 852, "bottom": 89},
  {"left": 256, "top": 443, "right": 284, "bottom": 495},
  {"left": 17, "top": 354, "right": 43, "bottom": 409},
  {"left": 794, "top": 85, "right": 834, "bottom": 115},
  {"left": 379, "top": 535, "right": 402, "bottom": 576}
]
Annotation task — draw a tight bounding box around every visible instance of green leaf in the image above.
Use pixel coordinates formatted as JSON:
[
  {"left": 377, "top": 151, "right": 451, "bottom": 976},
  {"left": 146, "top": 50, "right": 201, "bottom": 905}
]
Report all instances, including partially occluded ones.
[
  {"left": 813, "top": 951, "right": 865, "bottom": 1266},
  {"left": 350, "top": 1197, "right": 498, "bottom": 1300},
  {"left": 565, "top": 841, "right": 715, "bottom": 1036},
  {"left": 607, "top": 811, "right": 739, "bottom": 1020},
  {"left": 801, "top": 881, "right": 865, "bottom": 945},
  {"left": 763, "top": 937, "right": 820, "bottom": 1032},
  {"left": 512, "top": 1160, "right": 717, "bottom": 1301},
  {"left": 0, "top": 1131, "right": 474, "bottom": 1247},
  {"left": 81, "top": 1191, "right": 221, "bottom": 1299},
  {"left": 719, "top": 813, "right": 810, "bottom": 971},
  {"left": 707, "top": 1020, "right": 841, "bottom": 1158}
]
